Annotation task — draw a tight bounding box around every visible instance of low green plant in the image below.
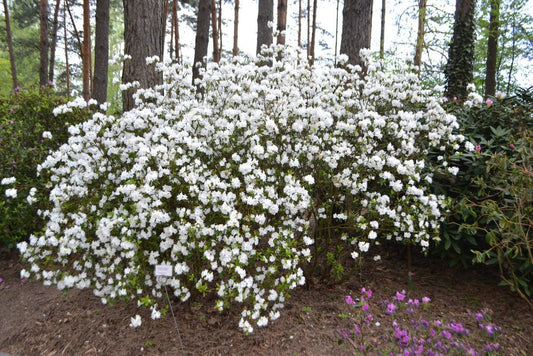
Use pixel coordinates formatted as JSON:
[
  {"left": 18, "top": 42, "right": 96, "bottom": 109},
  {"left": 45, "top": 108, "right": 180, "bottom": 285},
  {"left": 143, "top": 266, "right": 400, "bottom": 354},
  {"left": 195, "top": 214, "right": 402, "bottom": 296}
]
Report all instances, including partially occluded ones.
[
  {"left": 434, "top": 87, "right": 533, "bottom": 309},
  {"left": 0, "top": 83, "right": 93, "bottom": 249}
]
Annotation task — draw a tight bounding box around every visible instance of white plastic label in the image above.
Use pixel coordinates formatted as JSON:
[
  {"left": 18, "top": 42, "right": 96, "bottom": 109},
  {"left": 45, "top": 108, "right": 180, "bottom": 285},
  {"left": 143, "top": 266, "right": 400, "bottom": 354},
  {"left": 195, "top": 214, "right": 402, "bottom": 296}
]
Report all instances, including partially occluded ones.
[{"left": 155, "top": 264, "right": 173, "bottom": 277}]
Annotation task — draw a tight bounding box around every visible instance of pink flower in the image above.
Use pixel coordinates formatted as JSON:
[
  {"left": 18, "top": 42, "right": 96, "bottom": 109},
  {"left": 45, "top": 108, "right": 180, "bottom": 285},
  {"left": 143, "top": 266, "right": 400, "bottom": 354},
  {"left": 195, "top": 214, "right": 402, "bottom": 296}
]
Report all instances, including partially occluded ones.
[
  {"left": 475, "top": 145, "right": 482, "bottom": 152},
  {"left": 345, "top": 295, "right": 355, "bottom": 305},
  {"left": 509, "top": 143, "right": 515, "bottom": 149},
  {"left": 486, "top": 98, "right": 493, "bottom": 106},
  {"left": 422, "top": 296, "right": 431, "bottom": 304},
  {"left": 354, "top": 324, "right": 361, "bottom": 334},
  {"left": 396, "top": 290, "right": 406, "bottom": 302},
  {"left": 386, "top": 303, "right": 397, "bottom": 314}
]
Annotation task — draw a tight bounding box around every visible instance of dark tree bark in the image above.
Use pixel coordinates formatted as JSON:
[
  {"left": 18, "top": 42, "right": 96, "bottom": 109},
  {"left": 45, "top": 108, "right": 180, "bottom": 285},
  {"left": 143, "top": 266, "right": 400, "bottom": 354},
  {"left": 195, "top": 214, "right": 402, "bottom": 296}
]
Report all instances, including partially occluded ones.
[
  {"left": 193, "top": 0, "right": 211, "bottom": 86},
  {"left": 233, "top": 0, "right": 239, "bottom": 56},
  {"left": 48, "top": 0, "right": 61, "bottom": 83},
  {"left": 3, "top": 0, "right": 18, "bottom": 89},
  {"left": 277, "top": 0, "right": 287, "bottom": 45},
  {"left": 379, "top": 0, "right": 385, "bottom": 59},
  {"left": 485, "top": 0, "right": 500, "bottom": 98},
  {"left": 210, "top": 0, "right": 220, "bottom": 62},
  {"left": 39, "top": 0, "right": 49, "bottom": 86},
  {"left": 218, "top": 0, "right": 222, "bottom": 55},
  {"left": 122, "top": 0, "right": 165, "bottom": 111},
  {"left": 340, "top": 0, "right": 373, "bottom": 68},
  {"left": 413, "top": 0, "right": 426, "bottom": 69},
  {"left": 63, "top": 0, "right": 70, "bottom": 98},
  {"left": 93, "top": 0, "right": 110, "bottom": 104},
  {"left": 309, "top": 0, "right": 317, "bottom": 64},
  {"left": 256, "top": 0, "right": 273, "bottom": 54},
  {"left": 445, "top": 0, "right": 476, "bottom": 100},
  {"left": 306, "top": 0, "right": 310, "bottom": 56},
  {"left": 82, "top": 0, "right": 91, "bottom": 100},
  {"left": 171, "top": 0, "right": 180, "bottom": 61}
]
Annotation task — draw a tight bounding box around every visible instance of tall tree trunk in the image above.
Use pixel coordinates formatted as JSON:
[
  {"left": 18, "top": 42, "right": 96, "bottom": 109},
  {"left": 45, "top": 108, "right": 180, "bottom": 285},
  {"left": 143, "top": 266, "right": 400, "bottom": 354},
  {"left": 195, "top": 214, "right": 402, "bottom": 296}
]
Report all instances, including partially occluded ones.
[
  {"left": 277, "top": 0, "right": 287, "bottom": 45},
  {"left": 256, "top": 0, "right": 273, "bottom": 54},
  {"left": 233, "top": 0, "right": 239, "bottom": 56},
  {"left": 297, "top": 0, "right": 302, "bottom": 48},
  {"left": 210, "top": 0, "right": 220, "bottom": 62},
  {"left": 93, "top": 0, "right": 110, "bottom": 104},
  {"left": 413, "top": 0, "right": 426, "bottom": 69},
  {"left": 334, "top": 0, "right": 340, "bottom": 62},
  {"left": 218, "top": 0, "right": 222, "bottom": 55},
  {"left": 340, "top": 0, "right": 373, "bottom": 68},
  {"left": 39, "top": 0, "right": 49, "bottom": 86},
  {"left": 445, "top": 0, "right": 476, "bottom": 100},
  {"left": 82, "top": 0, "right": 91, "bottom": 100},
  {"left": 485, "top": 0, "right": 500, "bottom": 98},
  {"left": 379, "top": 0, "right": 385, "bottom": 59},
  {"left": 48, "top": 0, "right": 61, "bottom": 83},
  {"left": 171, "top": 0, "right": 180, "bottom": 61},
  {"left": 309, "top": 0, "right": 317, "bottom": 64},
  {"left": 122, "top": 0, "right": 165, "bottom": 111},
  {"left": 63, "top": 0, "right": 70, "bottom": 98},
  {"left": 3, "top": 0, "right": 18, "bottom": 89},
  {"left": 306, "top": 0, "right": 310, "bottom": 56},
  {"left": 193, "top": 0, "right": 211, "bottom": 86}
]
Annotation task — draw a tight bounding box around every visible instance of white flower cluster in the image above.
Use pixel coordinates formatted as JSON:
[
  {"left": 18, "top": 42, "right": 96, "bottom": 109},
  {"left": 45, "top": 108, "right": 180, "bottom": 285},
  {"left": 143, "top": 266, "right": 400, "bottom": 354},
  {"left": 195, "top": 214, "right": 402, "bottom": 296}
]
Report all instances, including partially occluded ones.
[
  {"left": 2, "top": 177, "right": 17, "bottom": 198},
  {"left": 18, "top": 46, "right": 466, "bottom": 333}
]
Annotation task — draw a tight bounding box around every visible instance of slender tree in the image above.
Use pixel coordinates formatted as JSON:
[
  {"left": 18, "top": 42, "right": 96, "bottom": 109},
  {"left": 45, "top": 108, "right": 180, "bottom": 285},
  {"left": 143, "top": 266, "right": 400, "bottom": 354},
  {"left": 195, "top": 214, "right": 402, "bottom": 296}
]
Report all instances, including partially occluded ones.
[
  {"left": 122, "top": 0, "right": 165, "bottom": 110},
  {"left": 297, "top": 0, "right": 301, "bottom": 48},
  {"left": 218, "top": 0, "right": 222, "bottom": 55},
  {"left": 413, "top": 0, "right": 427, "bottom": 69},
  {"left": 306, "top": 0, "right": 310, "bottom": 56},
  {"left": 93, "top": 0, "right": 110, "bottom": 104},
  {"left": 82, "top": 0, "right": 91, "bottom": 100},
  {"left": 334, "top": 0, "right": 340, "bottom": 62},
  {"left": 48, "top": 0, "right": 61, "bottom": 83},
  {"left": 193, "top": 0, "right": 211, "bottom": 85},
  {"left": 340, "top": 0, "right": 373, "bottom": 68},
  {"left": 3, "top": 0, "right": 18, "bottom": 89},
  {"left": 39, "top": 0, "right": 49, "bottom": 86},
  {"left": 309, "top": 0, "right": 317, "bottom": 63},
  {"left": 170, "top": 0, "right": 180, "bottom": 61},
  {"left": 233, "top": 0, "right": 239, "bottom": 55},
  {"left": 485, "top": 0, "right": 500, "bottom": 98},
  {"left": 445, "top": 0, "right": 476, "bottom": 100},
  {"left": 277, "top": 0, "right": 287, "bottom": 45},
  {"left": 210, "top": 0, "right": 220, "bottom": 62},
  {"left": 379, "top": 0, "right": 385, "bottom": 59},
  {"left": 63, "top": 0, "right": 70, "bottom": 98},
  {"left": 256, "top": 0, "right": 273, "bottom": 54}
]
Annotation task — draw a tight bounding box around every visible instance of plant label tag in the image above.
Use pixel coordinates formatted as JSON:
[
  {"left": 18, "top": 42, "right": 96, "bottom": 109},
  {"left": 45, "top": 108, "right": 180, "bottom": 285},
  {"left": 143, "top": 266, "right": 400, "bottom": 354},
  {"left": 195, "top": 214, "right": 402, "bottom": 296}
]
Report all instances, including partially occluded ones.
[{"left": 155, "top": 265, "right": 173, "bottom": 277}]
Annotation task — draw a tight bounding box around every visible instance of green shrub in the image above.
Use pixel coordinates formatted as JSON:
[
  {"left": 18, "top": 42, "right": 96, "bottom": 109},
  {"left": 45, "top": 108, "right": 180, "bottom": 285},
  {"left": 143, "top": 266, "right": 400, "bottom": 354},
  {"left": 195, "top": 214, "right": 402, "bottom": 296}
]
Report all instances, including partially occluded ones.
[
  {"left": 434, "top": 87, "right": 533, "bottom": 307},
  {"left": 0, "top": 84, "right": 93, "bottom": 249}
]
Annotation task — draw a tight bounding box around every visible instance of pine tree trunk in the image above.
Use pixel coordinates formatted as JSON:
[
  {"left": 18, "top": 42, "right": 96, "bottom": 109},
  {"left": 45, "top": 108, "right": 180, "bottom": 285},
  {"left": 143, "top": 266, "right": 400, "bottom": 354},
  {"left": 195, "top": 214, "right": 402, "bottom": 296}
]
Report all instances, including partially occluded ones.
[
  {"left": 379, "top": 0, "right": 385, "bottom": 59},
  {"left": 63, "top": 0, "right": 70, "bottom": 98},
  {"left": 298, "top": 0, "right": 302, "bottom": 48},
  {"left": 218, "top": 0, "right": 222, "bottom": 55},
  {"left": 3, "top": 0, "right": 17, "bottom": 89},
  {"left": 445, "top": 0, "right": 476, "bottom": 100},
  {"left": 210, "top": 0, "right": 220, "bottom": 62},
  {"left": 39, "top": 0, "right": 49, "bottom": 86},
  {"left": 171, "top": 0, "right": 180, "bottom": 61},
  {"left": 82, "top": 0, "right": 91, "bottom": 100},
  {"left": 49, "top": 0, "right": 61, "bottom": 83},
  {"left": 122, "top": 0, "right": 165, "bottom": 111},
  {"left": 93, "top": 0, "right": 110, "bottom": 104},
  {"left": 277, "top": 0, "right": 287, "bottom": 45},
  {"left": 193, "top": 0, "right": 211, "bottom": 86},
  {"left": 485, "top": 0, "right": 500, "bottom": 98},
  {"left": 306, "top": 0, "right": 310, "bottom": 56},
  {"left": 309, "top": 0, "right": 317, "bottom": 64},
  {"left": 233, "top": 0, "right": 239, "bottom": 56},
  {"left": 340, "top": 0, "right": 373, "bottom": 68},
  {"left": 413, "top": 0, "right": 426, "bottom": 69},
  {"left": 256, "top": 0, "right": 273, "bottom": 54}
]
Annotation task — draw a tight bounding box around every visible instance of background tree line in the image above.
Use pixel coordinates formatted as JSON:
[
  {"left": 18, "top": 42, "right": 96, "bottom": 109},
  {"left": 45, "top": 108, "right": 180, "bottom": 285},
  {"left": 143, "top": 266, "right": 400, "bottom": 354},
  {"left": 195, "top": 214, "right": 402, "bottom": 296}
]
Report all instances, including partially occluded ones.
[{"left": 1, "top": 0, "right": 531, "bottom": 108}]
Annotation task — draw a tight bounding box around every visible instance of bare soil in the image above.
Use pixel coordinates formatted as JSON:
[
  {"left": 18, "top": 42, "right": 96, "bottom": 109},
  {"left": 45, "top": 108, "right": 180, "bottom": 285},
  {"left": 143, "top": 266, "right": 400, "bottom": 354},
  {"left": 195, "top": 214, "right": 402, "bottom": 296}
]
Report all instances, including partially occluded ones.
[{"left": 1, "top": 247, "right": 531, "bottom": 356}]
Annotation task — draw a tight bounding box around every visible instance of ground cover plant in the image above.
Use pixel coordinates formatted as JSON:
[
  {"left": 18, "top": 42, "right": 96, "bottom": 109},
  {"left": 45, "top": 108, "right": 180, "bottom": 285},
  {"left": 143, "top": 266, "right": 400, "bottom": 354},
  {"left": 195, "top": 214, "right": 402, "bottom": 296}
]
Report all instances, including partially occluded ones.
[{"left": 13, "top": 46, "right": 472, "bottom": 334}]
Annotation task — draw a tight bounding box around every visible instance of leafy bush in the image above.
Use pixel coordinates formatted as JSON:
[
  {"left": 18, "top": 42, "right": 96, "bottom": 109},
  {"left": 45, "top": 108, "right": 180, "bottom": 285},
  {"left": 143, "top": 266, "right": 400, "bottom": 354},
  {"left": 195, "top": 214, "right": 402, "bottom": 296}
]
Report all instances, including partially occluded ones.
[
  {"left": 18, "top": 47, "right": 465, "bottom": 332},
  {"left": 435, "top": 87, "right": 533, "bottom": 307},
  {"left": 0, "top": 84, "right": 93, "bottom": 249}
]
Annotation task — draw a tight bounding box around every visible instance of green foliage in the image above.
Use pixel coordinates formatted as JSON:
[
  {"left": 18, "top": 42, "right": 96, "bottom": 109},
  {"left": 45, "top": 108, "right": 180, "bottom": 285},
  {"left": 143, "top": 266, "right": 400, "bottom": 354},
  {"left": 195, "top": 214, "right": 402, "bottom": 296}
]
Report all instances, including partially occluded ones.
[
  {"left": 0, "top": 84, "right": 92, "bottom": 249},
  {"left": 436, "top": 87, "right": 533, "bottom": 306}
]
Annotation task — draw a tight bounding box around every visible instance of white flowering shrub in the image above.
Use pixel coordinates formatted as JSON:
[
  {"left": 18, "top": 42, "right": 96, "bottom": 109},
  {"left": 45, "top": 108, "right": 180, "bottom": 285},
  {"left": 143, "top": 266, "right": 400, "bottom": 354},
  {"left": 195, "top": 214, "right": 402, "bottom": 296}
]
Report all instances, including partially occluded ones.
[{"left": 18, "top": 46, "right": 467, "bottom": 333}]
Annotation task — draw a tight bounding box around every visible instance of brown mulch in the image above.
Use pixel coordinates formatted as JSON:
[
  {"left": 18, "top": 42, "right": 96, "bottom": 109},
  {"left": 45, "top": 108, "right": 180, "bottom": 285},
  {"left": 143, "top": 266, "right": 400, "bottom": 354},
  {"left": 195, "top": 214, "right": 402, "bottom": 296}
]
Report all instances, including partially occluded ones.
[{"left": 0, "top": 247, "right": 531, "bottom": 356}]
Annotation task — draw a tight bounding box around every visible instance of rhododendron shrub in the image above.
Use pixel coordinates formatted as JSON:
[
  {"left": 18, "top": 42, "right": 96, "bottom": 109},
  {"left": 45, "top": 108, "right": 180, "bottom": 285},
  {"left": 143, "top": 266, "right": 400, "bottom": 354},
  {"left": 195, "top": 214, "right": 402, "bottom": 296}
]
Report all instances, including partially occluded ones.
[{"left": 18, "top": 47, "right": 467, "bottom": 332}]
